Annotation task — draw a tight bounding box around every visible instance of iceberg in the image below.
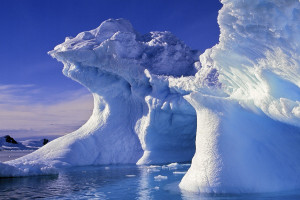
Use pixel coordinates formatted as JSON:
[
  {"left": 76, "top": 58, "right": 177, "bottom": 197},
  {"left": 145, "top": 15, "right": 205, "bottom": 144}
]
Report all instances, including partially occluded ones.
[
  {"left": 1, "top": 18, "right": 198, "bottom": 176},
  {"left": 48, "top": 18, "right": 199, "bottom": 165},
  {"left": 1, "top": 0, "right": 300, "bottom": 194},
  {"left": 179, "top": 0, "right": 300, "bottom": 193}
]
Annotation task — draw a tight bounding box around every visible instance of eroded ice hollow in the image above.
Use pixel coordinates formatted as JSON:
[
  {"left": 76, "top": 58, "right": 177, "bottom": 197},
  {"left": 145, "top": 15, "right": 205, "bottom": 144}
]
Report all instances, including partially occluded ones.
[{"left": 1, "top": 0, "right": 300, "bottom": 194}]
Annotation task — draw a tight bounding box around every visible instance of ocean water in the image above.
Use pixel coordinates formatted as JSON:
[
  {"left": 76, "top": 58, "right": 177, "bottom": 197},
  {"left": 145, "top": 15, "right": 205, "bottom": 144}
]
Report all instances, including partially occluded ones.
[
  {"left": 1, "top": 163, "right": 300, "bottom": 200},
  {"left": 0, "top": 150, "right": 34, "bottom": 162},
  {"left": 0, "top": 152, "right": 299, "bottom": 200}
]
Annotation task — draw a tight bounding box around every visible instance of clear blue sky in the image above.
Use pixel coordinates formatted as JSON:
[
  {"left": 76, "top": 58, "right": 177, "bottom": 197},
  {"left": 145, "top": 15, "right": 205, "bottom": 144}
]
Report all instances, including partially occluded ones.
[{"left": 0, "top": 0, "right": 222, "bottom": 138}]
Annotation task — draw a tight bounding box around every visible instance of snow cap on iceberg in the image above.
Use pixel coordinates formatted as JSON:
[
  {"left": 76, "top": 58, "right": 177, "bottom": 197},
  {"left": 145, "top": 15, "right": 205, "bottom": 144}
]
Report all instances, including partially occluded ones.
[{"left": 49, "top": 18, "right": 199, "bottom": 86}]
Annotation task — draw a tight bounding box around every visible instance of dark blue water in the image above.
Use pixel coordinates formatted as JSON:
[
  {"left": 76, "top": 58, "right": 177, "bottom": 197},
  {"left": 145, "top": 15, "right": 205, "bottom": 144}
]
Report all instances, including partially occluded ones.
[{"left": 0, "top": 164, "right": 300, "bottom": 200}]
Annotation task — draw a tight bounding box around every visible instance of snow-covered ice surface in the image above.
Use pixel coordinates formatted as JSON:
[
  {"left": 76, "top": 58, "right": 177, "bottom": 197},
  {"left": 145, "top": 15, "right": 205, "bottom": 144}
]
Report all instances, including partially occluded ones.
[{"left": 1, "top": 0, "right": 300, "bottom": 194}]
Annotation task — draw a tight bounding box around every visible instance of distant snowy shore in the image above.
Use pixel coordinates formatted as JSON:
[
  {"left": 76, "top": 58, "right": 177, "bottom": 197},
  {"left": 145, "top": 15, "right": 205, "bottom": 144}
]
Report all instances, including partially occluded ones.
[{"left": 0, "top": 135, "right": 49, "bottom": 151}]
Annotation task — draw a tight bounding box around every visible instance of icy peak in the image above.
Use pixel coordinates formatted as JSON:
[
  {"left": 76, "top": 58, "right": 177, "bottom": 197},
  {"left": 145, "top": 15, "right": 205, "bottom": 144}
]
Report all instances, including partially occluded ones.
[{"left": 94, "top": 18, "right": 135, "bottom": 39}]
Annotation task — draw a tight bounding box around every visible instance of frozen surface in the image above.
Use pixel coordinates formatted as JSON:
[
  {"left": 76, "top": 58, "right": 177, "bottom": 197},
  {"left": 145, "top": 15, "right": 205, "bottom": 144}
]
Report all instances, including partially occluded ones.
[{"left": 1, "top": 0, "right": 300, "bottom": 194}]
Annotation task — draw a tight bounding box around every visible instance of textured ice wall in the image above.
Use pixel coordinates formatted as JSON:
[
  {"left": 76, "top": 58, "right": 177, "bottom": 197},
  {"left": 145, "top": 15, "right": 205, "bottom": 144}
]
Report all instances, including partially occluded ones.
[
  {"left": 180, "top": 0, "right": 300, "bottom": 193},
  {"left": 50, "top": 19, "right": 199, "bottom": 165},
  {"left": 0, "top": 19, "right": 198, "bottom": 177}
]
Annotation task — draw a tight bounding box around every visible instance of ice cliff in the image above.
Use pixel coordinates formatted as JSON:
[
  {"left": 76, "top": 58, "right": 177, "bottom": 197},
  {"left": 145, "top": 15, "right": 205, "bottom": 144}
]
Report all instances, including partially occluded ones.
[{"left": 1, "top": 0, "right": 300, "bottom": 194}]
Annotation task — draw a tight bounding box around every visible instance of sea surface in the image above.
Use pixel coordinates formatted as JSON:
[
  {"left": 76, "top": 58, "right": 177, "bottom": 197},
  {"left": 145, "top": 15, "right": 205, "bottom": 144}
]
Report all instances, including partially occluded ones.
[
  {"left": 0, "top": 151, "right": 300, "bottom": 200},
  {"left": 0, "top": 150, "right": 34, "bottom": 162}
]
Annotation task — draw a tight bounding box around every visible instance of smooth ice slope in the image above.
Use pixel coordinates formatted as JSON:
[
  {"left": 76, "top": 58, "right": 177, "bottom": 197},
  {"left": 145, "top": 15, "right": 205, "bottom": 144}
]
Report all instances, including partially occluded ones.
[
  {"left": 0, "top": 19, "right": 198, "bottom": 177},
  {"left": 180, "top": 0, "right": 300, "bottom": 193}
]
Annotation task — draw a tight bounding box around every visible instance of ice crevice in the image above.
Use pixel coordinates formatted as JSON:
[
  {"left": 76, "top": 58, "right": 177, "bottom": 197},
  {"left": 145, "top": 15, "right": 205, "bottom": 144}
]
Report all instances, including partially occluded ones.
[{"left": 1, "top": 0, "right": 300, "bottom": 194}]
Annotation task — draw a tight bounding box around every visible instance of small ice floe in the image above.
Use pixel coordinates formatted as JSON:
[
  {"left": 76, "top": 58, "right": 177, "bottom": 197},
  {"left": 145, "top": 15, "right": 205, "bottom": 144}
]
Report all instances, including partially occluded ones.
[
  {"left": 154, "top": 186, "right": 160, "bottom": 190},
  {"left": 126, "top": 174, "right": 136, "bottom": 177},
  {"left": 105, "top": 167, "right": 110, "bottom": 170},
  {"left": 173, "top": 171, "right": 187, "bottom": 175},
  {"left": 147, "top": 165, "right": 161, "bottom": 173},
  {"left": 147, "top": 168, "right": 160, "bottom": 173},
  {"left": 149, "top": 165, "right": 161, "bottom": 168},
  {"left": 167, "top": 163, "right": 179, "bottom": 168},
  {"left": 162, "top": 162, "right": 180, "bottom": 170},
  {"left": 154, "top": 175, "right": 168, "bottom": 181}
]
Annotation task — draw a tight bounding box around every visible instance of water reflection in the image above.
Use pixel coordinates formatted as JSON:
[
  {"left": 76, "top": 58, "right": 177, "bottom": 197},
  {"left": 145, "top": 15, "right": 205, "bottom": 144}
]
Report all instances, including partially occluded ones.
[
  {"left": 0, "top": 175, "right": 59, "bottom": 199},
  {"left": 137, "top": 166, "right": 152, "bottom": 200}
]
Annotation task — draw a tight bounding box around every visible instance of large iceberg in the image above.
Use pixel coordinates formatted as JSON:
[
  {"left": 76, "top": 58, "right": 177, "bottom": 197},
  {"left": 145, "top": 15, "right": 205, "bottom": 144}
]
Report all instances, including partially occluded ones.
[
  {"left": 1, "top": 0, "right": 300, "bottom": 194},
  {"left": 0, "top": 18, "right": 198, "bottom": 177}
]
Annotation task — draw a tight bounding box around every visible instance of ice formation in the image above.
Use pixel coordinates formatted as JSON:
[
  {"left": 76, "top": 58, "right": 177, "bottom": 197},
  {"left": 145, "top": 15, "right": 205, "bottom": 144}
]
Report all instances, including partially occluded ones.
[
  {"left": 0, "top": 18, "right": 198, "bottom": 177},
  {"left": 1, "top": 0, "right": 300, "bottom": 194},
  {"left": 179, "top": 0, "right": 300, "bottom": 193}
]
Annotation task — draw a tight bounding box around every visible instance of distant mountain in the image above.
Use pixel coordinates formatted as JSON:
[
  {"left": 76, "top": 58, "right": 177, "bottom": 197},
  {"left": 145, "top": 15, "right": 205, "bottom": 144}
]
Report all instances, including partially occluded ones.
[
  {"left": 0, "top": 135, "right": 49, "bottom": 151},
  {"left": 20, "top": 138, "right": 49, "bottom": 149}
]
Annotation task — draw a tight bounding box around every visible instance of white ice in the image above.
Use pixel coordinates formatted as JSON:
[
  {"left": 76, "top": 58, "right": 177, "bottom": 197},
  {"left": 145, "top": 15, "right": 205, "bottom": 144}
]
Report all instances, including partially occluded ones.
[
  {"left": 154, "top": 175, "right": 168, "bottom": 181},
  {"left": 0, "top": 18, "right": 198, "bottom": 176},
  {"left": 1, "top": 0, "right": 300, "bottom": 194},
  {"left": 179, "top": 0, "right": 300, "bottom": 193}
]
